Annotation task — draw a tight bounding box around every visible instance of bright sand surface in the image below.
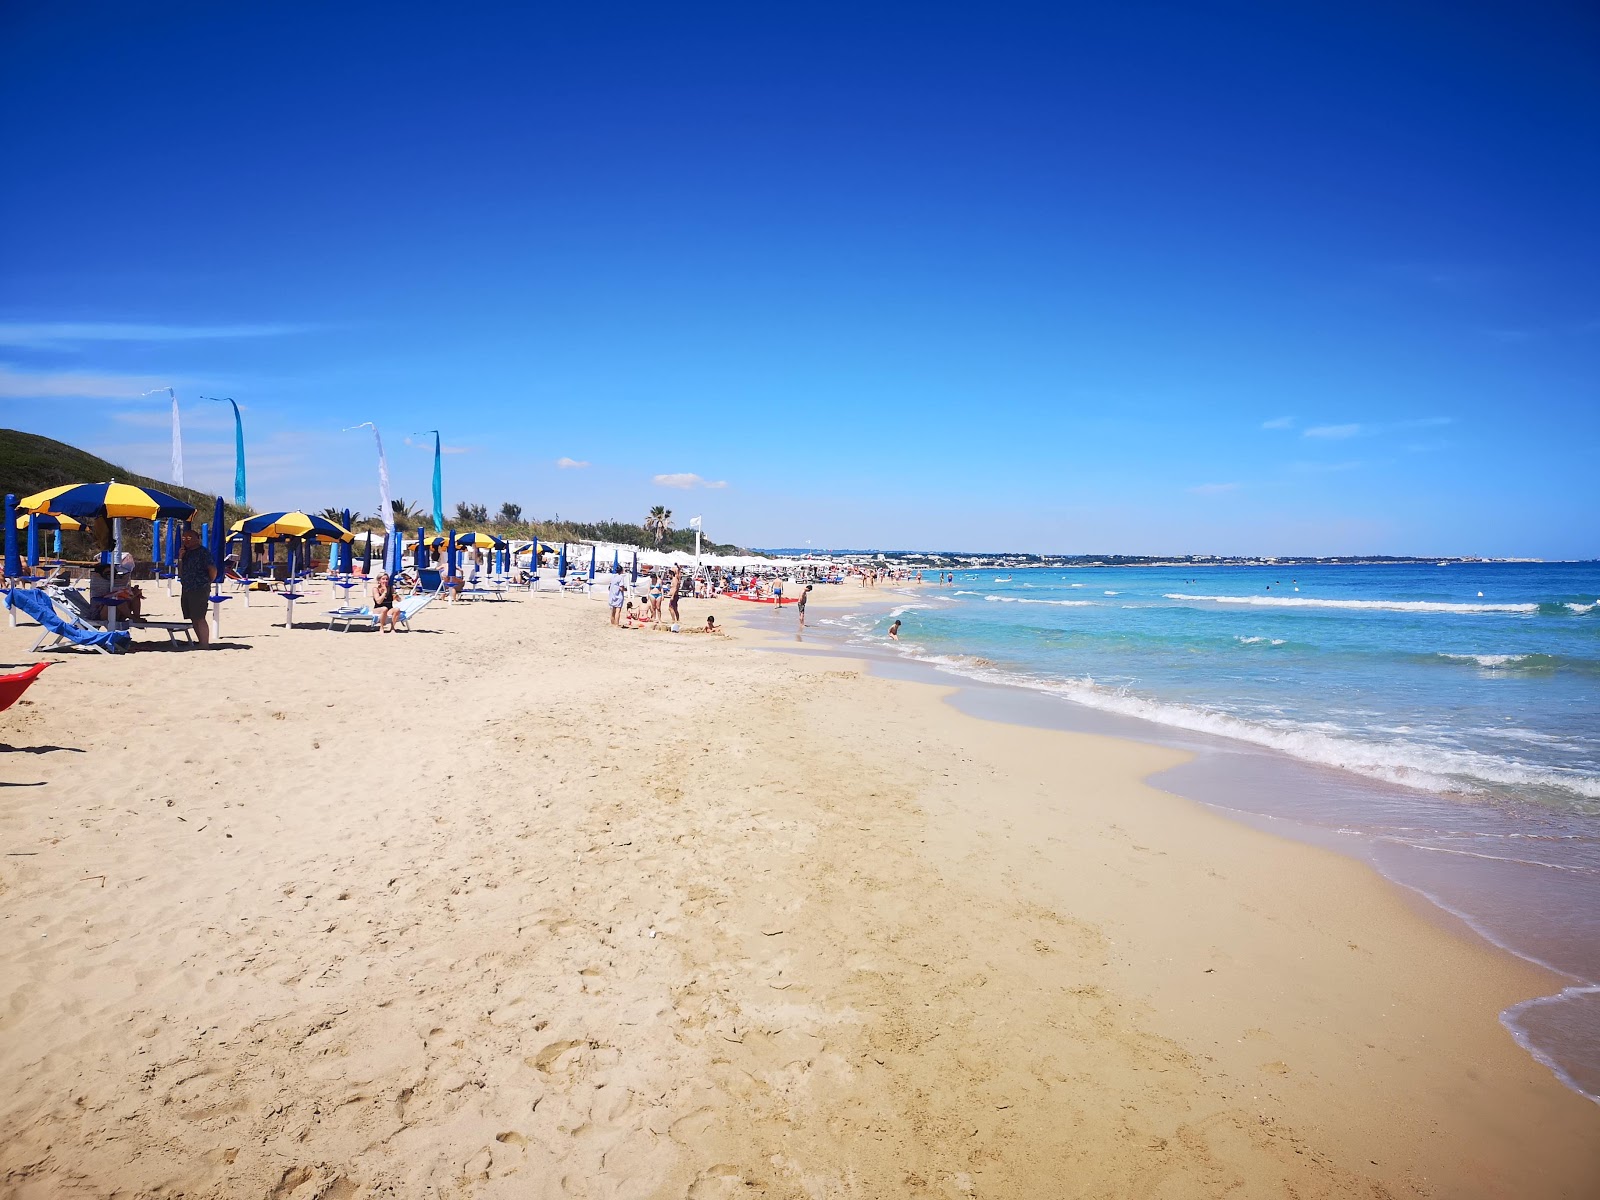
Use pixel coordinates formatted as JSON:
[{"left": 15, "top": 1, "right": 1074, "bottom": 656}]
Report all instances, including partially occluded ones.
[{"left": 2, "top": 580, "right": 1597, "bottom": 1199}]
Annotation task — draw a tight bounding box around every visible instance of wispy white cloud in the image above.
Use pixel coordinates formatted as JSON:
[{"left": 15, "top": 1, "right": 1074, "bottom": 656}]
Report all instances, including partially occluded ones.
[
  {"left": 557, "top": 457, "right": 590, "bottom": 469},
  {"left": 1188, "top": 482, "right": 1240, "bottom": 495},
  {"left": 0, "top": 321, "right": 313, "bottom": 348},
  {"left": 1261, "top": 416, "right": 1293, "bottom": 430},
  {"left": 0, "top": 364, "right": 179, "bottom": 399},
  {"left": 1303, "top": 423, "right": 1363, "bottom": 440},
  {"left": 654, "top": 472, "right": 727, "bottom": 490}
]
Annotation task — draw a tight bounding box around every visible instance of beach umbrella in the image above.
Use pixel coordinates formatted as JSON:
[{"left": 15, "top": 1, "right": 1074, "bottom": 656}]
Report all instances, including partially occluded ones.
[
  {"left": 612, "top": 548, "right": 620, "bottom": 573},
  {"left": 631, "top": 552, "right": 638, "bottom": 584},
  {"left": 166, "top": 519, "right": 180, "bottom": 569},
  {"left": 340, "top": 510, "right": 353, "bottom": 572},
  {"left": 210, "top": 496, "right": 225, "bottom": 564},
  {"left": 20, "top": 480, "right": 195, "bottom": 522},
  {"left": 416, "top": 525, "right": 426, "bottom": 568},
  {"left": 446, "top": 529, "right": 458, "bottom": 578},
  {"left": 2, "top": 495, "right": 19, "bottom": 580},
  {"left": 231, "top": 511, "right": 352, "bottom": 542},
  {"left": 588, "top": 545, "right": 596, "bottom": 581},
  {"left": 362, "top": 531, "right": 373, "bottom": 573},
  {"left": 15, "top": 512, "right": 83, "bottom": 532},
  {"left": 454, "top": 531, "right": 496, "bottom": 547},
  {"left": 558, "top": 543, "right": 567, "bottom": 579},
  {"left": 26, "top": 514, "right": 38, "bottom": 566}
]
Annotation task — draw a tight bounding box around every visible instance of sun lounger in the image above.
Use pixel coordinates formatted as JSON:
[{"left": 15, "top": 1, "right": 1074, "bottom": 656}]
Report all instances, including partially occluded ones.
[
  {"left": 326, "top": 593, "right": 436, "bottom": 632},
  {"left": 2, "top": 588, "right": 131, "bottom": 654},
  {"left": 57, "top": 588, "right": 195, "bottom": 645}
]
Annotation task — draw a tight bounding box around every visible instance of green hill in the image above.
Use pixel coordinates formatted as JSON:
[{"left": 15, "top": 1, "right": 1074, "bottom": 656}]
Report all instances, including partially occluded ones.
[{"left": 1, "top": 428, "right": 252, "bottom": 556}]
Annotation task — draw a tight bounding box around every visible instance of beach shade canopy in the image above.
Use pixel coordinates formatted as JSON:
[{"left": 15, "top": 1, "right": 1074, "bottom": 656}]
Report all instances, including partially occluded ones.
[
  {"left": 232, "top": 511, "right": 353, "bottom": 542},
  {"left": 15, "top": 512, "right": 83, "bottom": 531},
  {"left": 557, "top": 543, "right": 567, "bottom": 578},
  {"left": 209, "top": 496, "right": 225, "bottom": 563},
  {"left": 454, "top": 531, "right": 497, "bottom": 548},
  {"left": 19, "top": 480, "right": 196, "bottom": 521}
]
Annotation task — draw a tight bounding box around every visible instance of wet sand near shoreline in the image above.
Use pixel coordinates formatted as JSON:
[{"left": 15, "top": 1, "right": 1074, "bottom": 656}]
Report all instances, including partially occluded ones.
[{"left": 1, "top": 579, "right": 1595, "bottom": 1197}]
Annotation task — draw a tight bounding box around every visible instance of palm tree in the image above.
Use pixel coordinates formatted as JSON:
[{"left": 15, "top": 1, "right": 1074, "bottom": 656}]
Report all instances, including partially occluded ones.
[
  {"left": 319, "top": 506, "right": 360, "bottom": 527},
  {"left": 390, "top": 497, "right": 425, "bottom": 527},
  {"left": 645, "top": 505, "right": 673, "bottom": 550}
]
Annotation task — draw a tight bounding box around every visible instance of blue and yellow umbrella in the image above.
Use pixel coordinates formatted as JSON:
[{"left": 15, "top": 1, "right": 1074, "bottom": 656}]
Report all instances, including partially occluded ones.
[
  {"left": 453, "top": 531, "right": 499, "bottom": 548},
  {"left": 15, "top": 512, "right": 83, "bottom": 531},
  {"left": 19, "top": 480, "right": 195, "bottom": 521},
  {"left": 231, "top": 511, "right": 353, "bottom": 542}
]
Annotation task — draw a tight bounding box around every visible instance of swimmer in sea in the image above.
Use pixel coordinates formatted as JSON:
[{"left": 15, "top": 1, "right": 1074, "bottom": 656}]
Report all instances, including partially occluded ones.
[{"left": 888, "top": 619, "right": 901, "bottom": 641}]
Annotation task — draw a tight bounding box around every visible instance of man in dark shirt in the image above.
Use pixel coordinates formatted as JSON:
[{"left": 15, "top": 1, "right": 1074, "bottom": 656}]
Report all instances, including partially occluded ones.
[
  {"left": 178, "top": 527, "right": 217, "bottom": 647},
  {"left": 797, "top": 583, "right": 812, "bottom": 630}
]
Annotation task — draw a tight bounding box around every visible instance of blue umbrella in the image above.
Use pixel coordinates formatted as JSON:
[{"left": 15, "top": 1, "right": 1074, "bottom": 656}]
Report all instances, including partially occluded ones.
[
  {"left": 557, "top": 543, "right": 567, "bottom": 579},
  {"left": 362, "top": 531, "right": 372, "bottom": 574},
  {"left": 209, "top": 496, "right": 225, "bottom": 565},
  {"left": 631, "top": 552, "right": 638, "bottom": 584},
  {"left": 26, "top": 513, "right": 38, "bottom": 566},
  {"left": 416, "top": 525, "right": 426, "bottom": 569},
  {"left": 446, "top": 529, "right": 458, "bottom": 578},
  {"left": 341, "top": 510, "right": 353, "bottom": 572},
  {"left": 612, "top": 549, "right": 620, "bottom": 573},
  {"left": 588, "top": 544, "right": 596, "bottom": 581},
  {"left": 167, "top": 519, "right": 180, "bottom": 571}
]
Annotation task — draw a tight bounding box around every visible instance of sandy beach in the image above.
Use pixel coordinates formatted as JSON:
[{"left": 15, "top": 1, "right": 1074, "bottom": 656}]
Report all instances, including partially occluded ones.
[{"left": 2, "top": 580, "right": 1596, "bottom": 1199}]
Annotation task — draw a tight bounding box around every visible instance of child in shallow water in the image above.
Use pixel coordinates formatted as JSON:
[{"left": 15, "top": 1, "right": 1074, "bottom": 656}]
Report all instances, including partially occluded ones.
[{"left": 888, "top": 619, "right": 901, "bottom": 640}]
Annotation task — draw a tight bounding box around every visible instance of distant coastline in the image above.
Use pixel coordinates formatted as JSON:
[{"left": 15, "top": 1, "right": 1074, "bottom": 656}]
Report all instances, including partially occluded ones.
[{"left": 759, "top": 549, "right": 1565, "bottom": 568}]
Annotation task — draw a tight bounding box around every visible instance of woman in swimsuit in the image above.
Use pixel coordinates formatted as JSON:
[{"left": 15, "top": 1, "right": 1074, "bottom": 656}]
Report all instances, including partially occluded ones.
[{"left": 372, "top": 572, "right": 401, "bottom": 633}]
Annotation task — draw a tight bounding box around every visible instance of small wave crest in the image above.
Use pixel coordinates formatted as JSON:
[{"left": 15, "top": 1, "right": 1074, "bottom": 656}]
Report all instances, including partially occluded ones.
[
  {"left": 1235, "top": 635, "right": 1287, "bottom": 646},
  {"left": 984, "top": 596, "right": 1095, "bottom": 607},
  {"left": 880, "top": 649, "right": 1600, "bottom": 802},
  {"left": 1167, "top": 593, "right": 1539, "bottom": 615}
]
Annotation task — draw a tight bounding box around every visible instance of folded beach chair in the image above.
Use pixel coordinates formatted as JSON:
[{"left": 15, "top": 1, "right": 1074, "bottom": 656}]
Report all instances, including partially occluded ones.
[
  {"left": 326, "top": 593, "right": 436, "bottom": 632},
  {"left": 57, "top": 588, "right": 195, "bottom": 646},
  {"left": 2, "top": 589, "right": 131, "bottom": 654}
]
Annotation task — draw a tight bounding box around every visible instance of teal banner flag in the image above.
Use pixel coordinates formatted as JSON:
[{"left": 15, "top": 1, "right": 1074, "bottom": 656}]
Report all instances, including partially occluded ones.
[
  {"left": 430, "top": 430, "right": 443, "bottom": 533},
  {"left": 210, "top": 397, "right": 247, "bottom": 505}
]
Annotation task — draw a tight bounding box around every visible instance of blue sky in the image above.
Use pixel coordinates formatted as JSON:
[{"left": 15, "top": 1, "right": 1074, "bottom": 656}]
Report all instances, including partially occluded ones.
[{"left": 2, "top": 2, "right": 1597, "bottom": 556}]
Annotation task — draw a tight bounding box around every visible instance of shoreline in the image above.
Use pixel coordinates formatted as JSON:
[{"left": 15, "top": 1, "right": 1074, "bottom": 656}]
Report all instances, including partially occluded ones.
[
  {"left": 782, "top": 580, "right": 1600, "bottom": 1105},
  {"left": 2, "top": 581, "right": 1596, "bottom": 1195}
]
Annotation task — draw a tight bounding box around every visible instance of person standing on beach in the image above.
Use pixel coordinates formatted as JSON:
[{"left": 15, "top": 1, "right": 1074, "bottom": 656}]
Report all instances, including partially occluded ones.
[
  {"left": 797, "top": 583, "right": 812, "bottom": 629},
  {"left": 177, "top": 526, "right": 216, "bottom": 648},
  {"left": 667, "top": 566, "right": 683, "bottom": 624},
  {"left": 607, "top": 575, "right": 626, "bottom": 626}
]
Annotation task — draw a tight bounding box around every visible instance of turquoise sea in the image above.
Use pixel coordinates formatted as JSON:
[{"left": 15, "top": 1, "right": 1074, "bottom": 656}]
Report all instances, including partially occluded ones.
[{"left": 807, "top": 562, "right": 1600, "bottom": 1101}]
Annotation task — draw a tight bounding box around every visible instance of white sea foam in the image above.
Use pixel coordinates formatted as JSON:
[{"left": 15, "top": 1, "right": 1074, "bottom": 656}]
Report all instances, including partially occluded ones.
[
  {"left": 1235, "top": 635, "right": 1287, "bottom": 646},
  {"left": 887, "top": 603, "right": 932, "bottom": 619},
  {"left": 1069, "top": 583, "right": 1084, "bottom": 587},
  {"left": 1566, "top": 602, "right": 1598, "bottom": 614},
  {"left": 1103, "top": 590, "right": 1119, "bottom": 595},
  {"left": 1438, "top": 652, "right": 1536, "bottom": 668},
  {"left": 882, "top": 649, "right": 1600, "bottom": 801},
  {"left": 983, "top": 596, "right": 1095, "bottom": 606},
  {"left": 1166, "top": 592, "right": 1539, "bottom": 615},
  {"left": 953, "top": 590, "right": 981, "bottom": 596}
]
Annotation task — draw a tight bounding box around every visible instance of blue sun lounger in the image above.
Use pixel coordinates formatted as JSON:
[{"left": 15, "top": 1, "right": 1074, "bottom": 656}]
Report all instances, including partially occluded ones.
[
  {"left": 326, "top": 593, "right": 436, "bottom": 632},
  {"left": 2, "top": 588, "right": 132, "bottom": 655}
]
